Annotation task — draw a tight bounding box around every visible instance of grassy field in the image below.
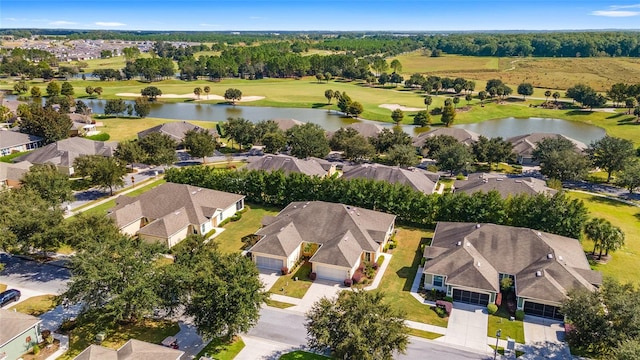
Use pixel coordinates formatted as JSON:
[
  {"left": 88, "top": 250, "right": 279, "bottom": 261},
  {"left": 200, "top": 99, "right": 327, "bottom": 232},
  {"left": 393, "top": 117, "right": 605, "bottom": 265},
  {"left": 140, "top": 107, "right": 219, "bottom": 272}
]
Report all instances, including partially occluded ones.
[
  {"left": 567, "top": 191, "right": 640, "bottom": 284},
  {"left": 488, "top": 308, "right": 525, "bottom": 344},
  {"left": 376, "top": 227, "right": 448, "bottom": 327},
  {"left": 196, "top": 337, "right": 245, "bottom": 360},
  {"left": 279, "top": 350, "right": 330, "bottom": 360},
  {"left": 270, "top": 262, "right": 313, "bottom": 299},
  {"left": 212, "top": 203, "right": 280, "bottom": 254},
  {"left": 98, "top": 117, "right": 218, "bottom": 141},
  {"left": 9, "top": 295, "right": 57, "bottom": 316}
]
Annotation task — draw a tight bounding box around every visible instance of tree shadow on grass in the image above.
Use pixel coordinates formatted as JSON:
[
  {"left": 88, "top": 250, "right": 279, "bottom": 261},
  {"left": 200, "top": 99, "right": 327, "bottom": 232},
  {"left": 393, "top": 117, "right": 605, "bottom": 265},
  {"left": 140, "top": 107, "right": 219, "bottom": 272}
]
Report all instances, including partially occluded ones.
[
  {"left": 311, "top": 103, "right": 328, "bottom": 109},
  {"left": 606, "top": 113, "right": 625, "bottom": 119},
  {"left": 395, "top": 267, "right": 416, "bottom": 292},
  {"left": 566, "top": 110, "right": 594, "bottom": 116},
  {"left": 616, "top": 117, "right": 640, "bottom": 125}
]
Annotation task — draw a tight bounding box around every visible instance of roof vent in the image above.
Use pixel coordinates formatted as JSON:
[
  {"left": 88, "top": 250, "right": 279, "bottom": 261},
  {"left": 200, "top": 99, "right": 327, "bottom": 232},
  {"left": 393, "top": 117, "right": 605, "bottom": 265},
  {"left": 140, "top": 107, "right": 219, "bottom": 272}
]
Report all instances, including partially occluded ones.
[
  {"left": 456, "top": 241, "right": 462, "bottom": 246},
  {"left": 475, "top": 223, "right": 481, "bottom": 229},
  {"left": 496, "top": 178, "right": 503, "bottom": 181},
  {"left": 303, "top": 205, "right": 307, "bottom": 208},
  {"left": 477, "top": 262, "right": 481, "bottom": 267},
  {"left": 547, "top": 253, "right": 554, "bottom": 259},
  {"left": 558, "top": 255, "right": 564, "bottom": 261},
  {"left": 536, "top": 270, "right": 542, "bottom": 277},
  {"left": 174, "top": 211, "right": 180, "bottom": 215},
  {"left": 466, "top": 241, "right": 470, "bottom": 247},
  {"left": 537, "top": 232, "right": 542, "bottom": 236},
  {"left": 191, "top": 191, "right": 197, "bottom": 195},
  {"left": 346, "top": 206, "right": 351, "bottom": 210},
  {"left": 515, "top": 180, "right": 522, "bottom": 183}
]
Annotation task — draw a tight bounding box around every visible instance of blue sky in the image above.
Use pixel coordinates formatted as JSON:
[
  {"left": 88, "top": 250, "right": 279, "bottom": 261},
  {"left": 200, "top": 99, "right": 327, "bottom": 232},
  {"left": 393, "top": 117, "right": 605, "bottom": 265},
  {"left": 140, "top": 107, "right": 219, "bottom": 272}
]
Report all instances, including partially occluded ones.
[{"left": 2, "top": 0, "right": 640, "bottom": 31}]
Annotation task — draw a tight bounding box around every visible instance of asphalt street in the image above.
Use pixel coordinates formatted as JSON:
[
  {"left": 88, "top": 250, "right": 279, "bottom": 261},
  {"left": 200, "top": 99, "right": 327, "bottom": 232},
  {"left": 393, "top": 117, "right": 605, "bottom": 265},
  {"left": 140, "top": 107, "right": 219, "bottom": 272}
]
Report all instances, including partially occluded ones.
[{"left": 0, "top": 253, "right": 70, "bottom": 295}]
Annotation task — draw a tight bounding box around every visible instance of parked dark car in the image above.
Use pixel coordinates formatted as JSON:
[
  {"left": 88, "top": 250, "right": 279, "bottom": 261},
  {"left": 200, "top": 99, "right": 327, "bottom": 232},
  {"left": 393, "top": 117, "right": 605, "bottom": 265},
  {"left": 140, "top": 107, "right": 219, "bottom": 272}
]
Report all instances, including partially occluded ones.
[{"left": 0, "top": 289, "right": 21, "bottom": 307}]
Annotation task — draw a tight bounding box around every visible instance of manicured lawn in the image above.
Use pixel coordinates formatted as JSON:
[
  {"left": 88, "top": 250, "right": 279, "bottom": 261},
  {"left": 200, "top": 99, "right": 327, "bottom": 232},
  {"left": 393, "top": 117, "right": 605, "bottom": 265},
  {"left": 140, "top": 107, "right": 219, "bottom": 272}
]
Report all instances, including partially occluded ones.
[
  {"left": 213, "top": 203, "right": 280, "bottom": 254},
  {"left": 196, "top": 336, "right": 245, "bottom": 360},
  {"left": 264, "top": 299, "right": 296, "bottom": 309},
  {"left": 279, "top": 350, "right": 330, "bottom": 360},
  {"left": 407, "top": 328, "right": 444, "bottom": 340},
  {"left": 0, "top": 151, "right": 30, "bottom": 163},
  {"left": 9, "top": 295, "right": 57, "bottom": 316},
  {"left": 97, "top": 117, "right": 218, "bottom": 141},
  {"left": 488, "top": 308, "right": 525, "bottom": 344},
  {"left": 78, "top": 199, "right": 116, "bottom": 217},
  {"left": 57, "top": 319, "right": 179, "bottom": 360},
  {"left": 567, "top": 191, "right": 640, "bottom": 284},
  {"left": 375, "top": 227, "right": 448, "bottom": 327},
  {"left": 270, "top": 262, "right": 313, "bottom": 299},
  {"left": 74, "top": 178, "right": 165, "bottom": 217}
]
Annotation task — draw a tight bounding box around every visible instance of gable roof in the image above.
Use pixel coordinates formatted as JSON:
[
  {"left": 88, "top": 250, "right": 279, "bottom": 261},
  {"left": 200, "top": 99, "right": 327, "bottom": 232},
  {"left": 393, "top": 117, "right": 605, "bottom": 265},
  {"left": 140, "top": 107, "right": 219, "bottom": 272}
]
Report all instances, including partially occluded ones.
[
  {"left": 108, "top": 183, "right": 244, "bottom": 238},
  {"left": 137, "top": 121, "right": 217, "bottom": 142},
  {"left": 74, "top": 339, "right": 183, "bottom": 360},
  {"left": 412, "top": 128, "right": 480, "bottom": 148},
  {"left": 0, "top": 160, "right": 32, "bottom": 183},
  {"left": 341, "top": 163, "right": 440, "bottom": 194},
  {"left": 14, "top": 137, "right": 116, "bottom": 167},
  {"left": 0, "top": 130, "right": 43, "bottom": 149},
  {"left": 245, "top": 154, "right": 328, "bottom": 177},
  {"left": 345, "top": 123, "right": 385, "bottom": 138},
  {"left": 0, "top": 309, "right": 42, "bottom": 347},
  {"left": 423, "top": 222, "right": 601, "bottom": 302},
  {"left": 270, "top": 118, "right": 304, "bottom": 132},
  {"left": 250, "top": 201, "right": 395, "bottom": 268},
  {"left": 454, "top": 173, "right": 557, "bottom": 198},
  {"left": 507, "top": 133, "right": 587, "bottom": 158}
]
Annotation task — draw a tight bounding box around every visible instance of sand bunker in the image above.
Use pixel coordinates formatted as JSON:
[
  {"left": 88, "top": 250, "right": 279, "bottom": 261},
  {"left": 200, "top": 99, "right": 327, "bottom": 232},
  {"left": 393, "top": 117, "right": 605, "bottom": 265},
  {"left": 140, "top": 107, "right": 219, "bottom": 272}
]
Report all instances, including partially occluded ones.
[
  {"left": 379, "top": 103, "right": 424, "bottom": 112},
  {"left": 115, "top": 93, "right": 265, "bottom": 102}
]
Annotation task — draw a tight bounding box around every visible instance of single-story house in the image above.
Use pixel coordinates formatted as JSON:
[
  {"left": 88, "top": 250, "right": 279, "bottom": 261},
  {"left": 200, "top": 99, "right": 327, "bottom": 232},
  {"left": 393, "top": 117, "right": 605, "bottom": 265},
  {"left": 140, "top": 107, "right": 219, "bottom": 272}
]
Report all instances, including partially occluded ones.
[
  {"left": 269, "top": 118, "right": 304, "bottom": 132},
  {"left": 249, "top": 201, "right": 396, "bottom": 282},
  {"left": 14, "top": 137, "right": 117, "bottom": 175},
  {"left": 1, "top": 100, "right": 26, "bottom": 124},
  {"left": 137, "top": 121, "right": 218, "bottom": 144},
  {"left": 412, "top": 128, "right": 480, "bottom": 148},
  {"left": 341, "top": 163, "right": 440, "bottom": 194},
  {"left": 327, "top": 123, "right": 385, "bottom": 139},
  {"left": 245, "top": 154, "right": 336, "bottom": 177},
  {"left": 68, "top": 114, "right": 97, "bottom": 137},
  {"left": 74, "top": 339, "right": 184, "bottom": 360},
  {"left": 422, "top": 222, "right": 602, "bottom": 320},
  {"left": 108, "top": 182, "right": 245, "bottom": 248},
  {"left": 454, "top": 173, "right": 557, "bottom": 198},
  {"left": 0, "top": 309, "right": 42, "bottom": 360},
  {"left": 506, "top": 133, "right": 587, "bottom": 165},
  {"left": 0, "top": 130, "right": 43, "bottom": 156},
  {"left": 0, "top": 161, "right": 32, "bottom": 189}
]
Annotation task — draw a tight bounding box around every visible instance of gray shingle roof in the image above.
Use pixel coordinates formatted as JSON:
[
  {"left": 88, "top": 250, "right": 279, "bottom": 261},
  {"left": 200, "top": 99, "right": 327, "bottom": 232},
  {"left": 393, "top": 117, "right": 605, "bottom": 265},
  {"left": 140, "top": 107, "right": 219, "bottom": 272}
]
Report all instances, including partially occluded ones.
[
  {"left": 14, "top": 138, "right": 116, "bottom": 167},
  {"left": 0, "top": 130, "right": 43, "bottom": 149},
  {"left": 0, "top": 160, "right": 31, "bottom": 183},
  {"left": 250, "top": 201, "right": 395, "bottom": 268},
  {"left": 74, "top": 339, "right": 183, "bottom": 360},
  {"left": 137, "top": 121, "right": 217, "bottom": 142},
  {"left": 507, "top": 133, "right": 587, "bottom": 159},
  {"left": 0, "top": 309, "right": 42, "bottom": 347},
  {"left": 341, "top": 163, "right": 439, "bottom": 194},
  {"left": 454, "top": 173, "right": 557, "bottom": 198},
  {"left": 423, "top": 222, "right": 600, "bottom": 302},
  {"left": 108, "top": 183, "right": 244, "bottom": 238},
  {"left": 412, "top": 128, "right": 480, "bottom": 148},
  {"left": 270, "top": 118, "right": 304, "bottom": 132},
  {"left": 345, "top": 123, "right": 385, "bottom": 138},
  {"left": 245, "top": 155, "right": 328, "bottom": 177}
]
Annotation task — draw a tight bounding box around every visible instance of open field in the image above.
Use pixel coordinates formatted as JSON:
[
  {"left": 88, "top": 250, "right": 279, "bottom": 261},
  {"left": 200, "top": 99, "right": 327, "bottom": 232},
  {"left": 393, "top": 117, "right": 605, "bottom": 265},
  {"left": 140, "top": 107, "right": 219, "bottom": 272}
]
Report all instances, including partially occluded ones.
[
  {"left": 393, "top": 52, "right": 640, "bottom": 91},
  {"left": 567, "top": 191, "right": 640, "bottom": 284}
]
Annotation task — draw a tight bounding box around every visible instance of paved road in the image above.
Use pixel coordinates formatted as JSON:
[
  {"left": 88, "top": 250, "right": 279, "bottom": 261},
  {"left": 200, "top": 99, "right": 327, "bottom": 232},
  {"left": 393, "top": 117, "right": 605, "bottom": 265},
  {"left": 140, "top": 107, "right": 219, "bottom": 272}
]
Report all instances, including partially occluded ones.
[
  {"left": 248, "top": 307, "right": 489, "bottom": 360},
  {"left": 0, "top": 253, "right": 70, "bottom": 295},
  {"left": 563, "top": 180, "right": 640, "bottom": 203}
]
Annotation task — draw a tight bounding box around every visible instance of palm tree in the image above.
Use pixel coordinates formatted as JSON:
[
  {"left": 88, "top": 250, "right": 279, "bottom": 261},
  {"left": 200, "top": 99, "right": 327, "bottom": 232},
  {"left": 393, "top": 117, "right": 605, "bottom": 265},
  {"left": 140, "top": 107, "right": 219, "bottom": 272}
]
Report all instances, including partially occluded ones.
[
  {"left": 544, "top": 90, "right": 551, "bottom": 103},
  {"left": 465, "top": 94, "right": 472, "bottom": 105},
  {"left": 584, "top": 218, "right": 625, "bottom": 260},
  {"left": 453, "top": 97, "right": 460, "bottom": 109},
  {"left": 552, "top": 91, "right": 561, "bottom": 103},
  {"left": 424, "top": 96, "right": 432, "bottom": 112},
  {"left": 204, "top": 86, "right": 210, "bottom": 99},
  {"left": 194, "top": 87, "right": 202, "bottom": 100}
]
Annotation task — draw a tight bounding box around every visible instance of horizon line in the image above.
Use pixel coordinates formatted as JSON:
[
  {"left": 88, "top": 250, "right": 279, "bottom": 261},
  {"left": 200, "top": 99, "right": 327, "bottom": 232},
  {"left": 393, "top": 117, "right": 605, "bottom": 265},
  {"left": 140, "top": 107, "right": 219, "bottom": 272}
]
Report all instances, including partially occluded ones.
[{"left": 3, "top": 28, "right": 640, "bottom": 33}]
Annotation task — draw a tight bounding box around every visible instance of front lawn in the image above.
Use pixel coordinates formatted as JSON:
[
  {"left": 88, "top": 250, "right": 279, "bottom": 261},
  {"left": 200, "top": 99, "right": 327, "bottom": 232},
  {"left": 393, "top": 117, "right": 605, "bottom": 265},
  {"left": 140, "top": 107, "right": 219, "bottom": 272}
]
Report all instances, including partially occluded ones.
[
  {"left": 196, "top": 336, "right": 245, "bottom": 360},
  {"left": 407, "top": 328, "right": 444, "bottom": 340},
  {"left": 9, "top": 295, "right": 57, "bottom": 316},
  {"left": 213, "top": 203, "right": 280, "bottom": 254},
  {"left": 270, "top": 262, "right": 313, "bottom": 299},
  {"left": 375, "top": 227, "right": 448, "bottom": 327},
  {"left": 488, "top": 308, "right": 525, "bottom": 344},
  {"left": 264, "top": 299, "right": 296, "bottom": 309},
  {"left": 279, "top": 350, "right": 330, "bottom": 360}
]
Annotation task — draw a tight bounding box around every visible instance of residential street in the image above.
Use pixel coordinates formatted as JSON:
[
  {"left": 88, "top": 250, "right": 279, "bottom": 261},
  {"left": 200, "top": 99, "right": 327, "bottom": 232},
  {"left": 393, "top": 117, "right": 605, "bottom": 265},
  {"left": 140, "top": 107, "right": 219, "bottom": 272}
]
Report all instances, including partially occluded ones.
[{"left": 0, "top": 253, "right": 70, "bottom": 295}]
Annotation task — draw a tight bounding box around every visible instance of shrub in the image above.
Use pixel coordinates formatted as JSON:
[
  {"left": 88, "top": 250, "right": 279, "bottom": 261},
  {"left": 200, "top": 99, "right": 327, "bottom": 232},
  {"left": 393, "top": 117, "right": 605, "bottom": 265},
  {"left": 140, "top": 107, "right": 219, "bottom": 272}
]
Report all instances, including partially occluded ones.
[
  {"left": 383, "top": 243, "right": 390, "bottom": 252},
  {"left": 388, "top": 241, "right": 397, "bottom": 250},
  {"left": 371, "top": 262, "right": 379, "bottom": 270},
  {"left": 309, "top": 272, "right": 317, "bottom": 281},
  {"left": 444, "top": 296, "right": 453, "bottom": 303},
  {"left": 426, "top": 164, "right": 439, "bottom": 172},
  {"left": 420, "top": 257, "right": 426, "bottom": 266},
  {"left": 344, "top": 278, "right": 353, "bottom": 287},
  {"left": 436, "top": 300, "right": 453, "bottom": 315},
  {"left": 86, "top": 133, "right": 110, "bottom": 141},
  {"left": 434, "top": 306, "right": 447, "bottom": 318},
  {"left": 32, "top": 344, "right": 40, "bottom": 355},
  {"left": 352, "top": 271, "right": 364, "bottom": 284},
  {"left": 515, "top": 310, "right": 525, "bottom": 321},
  {"left": 281, "top": 266, "right": 289, "bottom": 275},
  {"left": 455, "top": 173, "right": 466, "bottom": 180},
  {"left": 230, "top": 213, "right": 242, "bottom": 222},
  {"left": 487, "top": 303, "right": 498, "bottom": 315}
]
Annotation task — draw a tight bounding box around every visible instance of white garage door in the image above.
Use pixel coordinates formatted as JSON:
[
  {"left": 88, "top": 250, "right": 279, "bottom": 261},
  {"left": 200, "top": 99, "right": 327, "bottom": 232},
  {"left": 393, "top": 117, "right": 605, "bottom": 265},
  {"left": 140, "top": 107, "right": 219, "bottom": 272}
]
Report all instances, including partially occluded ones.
[
  {"left": 256, "top": 256, "right": 283, "bottom": 270},
  {"left": 315, "top": 265, "right": 348, "bottom": 282}
]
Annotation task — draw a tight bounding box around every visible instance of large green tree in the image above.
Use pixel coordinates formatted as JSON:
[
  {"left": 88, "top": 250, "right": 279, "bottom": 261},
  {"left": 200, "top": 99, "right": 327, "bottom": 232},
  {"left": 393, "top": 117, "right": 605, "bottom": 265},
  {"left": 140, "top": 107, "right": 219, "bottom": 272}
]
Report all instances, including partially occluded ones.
[
  {"left": 139, "top": 133, "right": 178, "bottom": 166},
  {"left": 440, "top": 104, "right": 456, "bottom": 127},
  {"left": 306, "top": 291, "right": 408, "bottom": 360},
  {"left": 436, "top": 143, "right": 474, "bottom": 175},
  {"left": 20, "top": 164, "right": 73, "bottom": 206},
  {"left": 19, "top": 103, "right": 72, "bottom": 144},
  {"left": 370, "top": 127, "right": 412, "bottom": 154},
  {"left": 517, "top": 82, "right": 533, "bottom": 99},
  {"left": 329, "top": 127, "right": 360, "bottom": 151},
  {"left": 46, "top": 81, "right": 61, "bottom": 96},
  {"left": 114, "top": 140, "right": 147, "bottom": 171},
  {"left": 73, "top": 155, "right": 127, "bottom": 195},
  {"left": 584, "top": 217, "right": 625, "bottom": 260},
  {"left": 344, "top": 135, "right": 375, "bottom": 162},
  {"left": 617, "top": 159, "right": 640, "bottom": 193},
  {"left": 472, "top": 136, "right": 514, "bottom": 168},
  {"left": 224, "top": 88, "right": 242, "bottom": 104},
  {"left": 223, "top": 117, "right": 255, "bottom": 149},
  {"left": 134, "top": 97, "right": 151, "bottom": 118},
  {"left": 391, "top": 109, "right": 404, "bottom": 125},
  {"left": 104, "top": 99, "right": 127, "bottom": 116},
  {"left": 286, "top": 123, "right": 330, "bottom": 159},
  {"left": 587, "top": 136, "right": 635, "bottom": 182},
  {"left": 184, "top": 128, "right": 217, "bottom": 163},
  {"left": 386, "top": 144, "right": 419, "bottom": 167},
  {"left": 533, "top": 136, "right": 591, "bottom": 181},
  {"left": 141, "top": 86, "right": 162, "bottom": 101}
]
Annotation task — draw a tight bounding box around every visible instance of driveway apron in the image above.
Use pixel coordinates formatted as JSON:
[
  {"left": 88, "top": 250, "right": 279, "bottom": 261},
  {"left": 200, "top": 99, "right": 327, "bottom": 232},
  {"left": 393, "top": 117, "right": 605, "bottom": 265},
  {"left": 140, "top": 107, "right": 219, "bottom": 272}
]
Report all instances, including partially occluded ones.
[{"left": 437, "top": 302, "right": 491, "bottom": 353}]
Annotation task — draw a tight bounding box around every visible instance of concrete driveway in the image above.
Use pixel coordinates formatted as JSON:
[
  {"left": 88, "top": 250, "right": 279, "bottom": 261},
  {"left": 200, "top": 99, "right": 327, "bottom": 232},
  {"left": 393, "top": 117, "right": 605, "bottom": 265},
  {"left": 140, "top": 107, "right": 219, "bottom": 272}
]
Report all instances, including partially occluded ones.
[
  {"left": 288, "top": 279, "right": 345, "bottom": 313},
  {"left": 523, "top": 315, "right": 565, "bottom": 344},
  {"left": 437, "top": 302, "right": 492, "bottom": 354}
]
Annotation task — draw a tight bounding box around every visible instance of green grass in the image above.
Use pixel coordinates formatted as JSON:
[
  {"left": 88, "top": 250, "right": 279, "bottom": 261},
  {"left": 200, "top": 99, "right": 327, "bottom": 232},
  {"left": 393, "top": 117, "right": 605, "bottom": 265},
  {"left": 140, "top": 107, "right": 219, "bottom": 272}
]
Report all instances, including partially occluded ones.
[
  {"left": 96, "top": 117, "right": 218, "bottom": 142},
  {"left": 376, "top": 227, "right": 448, "bottom": 327},
  {"left": 0, "top": 151, "right": 30, "bottom": 163},
  {"left": 9, "top": 295, "right": 57, "bottom": 316},
  {"left": 264, "top": 298, "right": 296, "bottom": 309},
  {"left": 279, "top": 350, "right": 330, "bottom": 360},
  {"left": 196, "top": 337, "right": 245, "bottom": 360},
  {"left": 488, "top": 308, "right": 525, "bottom": 344},
  {"left": 213, "top": 203, "right": 280, "bottom": 254},
  {"left": 567, "top": 191, "right": 640, "bottom": 284},
  {"left": 270, "top": 262, "right": 313, "bottom": 299},
  {"left": 407, "top": 328, "right": 444, "bottom": 340},
  {"left": 489, "top": 345, "right": 525, "bottom": 358},
  {"left": 74, "top": 178, "right": 166, "bottom": 217},
  {"left": 57, "top": 319, "right": 179, "bottom": 360}
]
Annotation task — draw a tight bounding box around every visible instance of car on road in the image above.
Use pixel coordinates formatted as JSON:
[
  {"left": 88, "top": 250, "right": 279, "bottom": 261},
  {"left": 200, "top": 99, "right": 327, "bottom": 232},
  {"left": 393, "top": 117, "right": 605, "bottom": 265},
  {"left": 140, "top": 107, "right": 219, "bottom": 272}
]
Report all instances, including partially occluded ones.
[{"left": 0, "top": 289, "right": 21, "bottom": 307}]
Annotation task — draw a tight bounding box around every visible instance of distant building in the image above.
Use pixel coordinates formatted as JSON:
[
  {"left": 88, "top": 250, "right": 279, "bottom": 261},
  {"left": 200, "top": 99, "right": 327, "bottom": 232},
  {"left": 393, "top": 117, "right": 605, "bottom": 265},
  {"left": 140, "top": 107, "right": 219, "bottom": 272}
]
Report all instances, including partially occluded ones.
[
  {"left": 327, "top": 123, "right": 385, "bottom": 139},
  {"left": 412, "top": 128, "right": 480, "bottom": 148},
  {"left": 341, "top": 163, "right": 440, "bottom": 194},
  {"left": 0, "top": 130, "right": 43, "bottom": 156},
  {"left": 454, "top": 173, "right": 557, "bottom": 198},
  {"left": 507, "top": 133, "right": 587, "bottom": 165},
  {"left": 137, "top": 121, "right": 217, "bottom": 144},
  {"left": 0, "top": 161, "right": 32, "bottom": 189},
  {"left": 269, "top": 118, "right": 305, "bottom": 132},
  {"left": 245, "top": 154, "right": 335, "bottom": 177}
]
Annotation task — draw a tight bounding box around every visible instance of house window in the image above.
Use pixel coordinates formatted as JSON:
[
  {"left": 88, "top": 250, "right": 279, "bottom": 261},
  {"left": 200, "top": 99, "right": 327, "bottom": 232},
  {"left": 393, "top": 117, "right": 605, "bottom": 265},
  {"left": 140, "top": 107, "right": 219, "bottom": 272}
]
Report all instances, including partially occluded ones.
[
  {"left": 236, "top": 199, "right": 243, "bottom": 211},
  {"left": 365, "top": 252, "right": 371, "bottom": 262},
  {"left": 433, "top": 275, "right": 444, "bottom": 287},
  {"left": 219, "top": 213, "right": 223, "bottom": 222}
]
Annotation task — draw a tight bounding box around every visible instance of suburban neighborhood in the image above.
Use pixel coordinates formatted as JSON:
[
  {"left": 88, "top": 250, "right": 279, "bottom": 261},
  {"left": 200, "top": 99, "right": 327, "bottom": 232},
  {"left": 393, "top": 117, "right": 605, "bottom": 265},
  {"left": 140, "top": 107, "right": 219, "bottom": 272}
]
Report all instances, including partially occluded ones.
[{"left": 2, "top": 3, "right": 640, "bottom": 360}]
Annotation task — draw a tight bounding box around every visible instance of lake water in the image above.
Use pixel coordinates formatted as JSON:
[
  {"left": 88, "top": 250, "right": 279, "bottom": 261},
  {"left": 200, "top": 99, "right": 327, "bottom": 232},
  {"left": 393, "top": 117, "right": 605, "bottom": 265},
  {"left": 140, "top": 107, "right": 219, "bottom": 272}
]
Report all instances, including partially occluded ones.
[{"left": 2, "top": 94, "right": 606, "bottom": 141}]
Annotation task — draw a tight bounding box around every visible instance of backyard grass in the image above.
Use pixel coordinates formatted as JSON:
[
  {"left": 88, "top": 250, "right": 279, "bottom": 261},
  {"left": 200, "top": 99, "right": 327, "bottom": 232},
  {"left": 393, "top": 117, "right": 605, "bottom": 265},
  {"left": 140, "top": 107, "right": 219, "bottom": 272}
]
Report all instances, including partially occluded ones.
[
  {"left": 0, "top": 151, "right": 31, "bottom": 163},
  {"left": 270, "top": 262, "right": 313, "bottom": 299},
  {"left": 279, "top": 350, "right": 330, "bottom": 360},
  {"left": 567, "top": 191, "right": 640, "bottom": 284},
  {"left": 97, "top": 118, "right": 218, "bottom": 141},
  {"left": 407, "top": 328, "right": 444, "bottom": 340},
  {"left": 488, "top": 308, "right": 525, "bottom": 344},
  {"left": 57, "top": 319, "right": 179, "bottom": 360},
  {"left": 74, "top": 178, "right": 165, "bottom": 217},
  {"left": 376, "top": 227, "right": 448, "bottom": 327},
  {"left": 264, "top": 299, "right": 296, "bottom": 309},
  {"left": 212, "top": 203, "right": 280, "bottom": 254},
  {"left": 196, "top": 336, "right": 245, "bottom": 360},
  {"left": 9, "top": 295, "right": 57, "bottom": 316}
]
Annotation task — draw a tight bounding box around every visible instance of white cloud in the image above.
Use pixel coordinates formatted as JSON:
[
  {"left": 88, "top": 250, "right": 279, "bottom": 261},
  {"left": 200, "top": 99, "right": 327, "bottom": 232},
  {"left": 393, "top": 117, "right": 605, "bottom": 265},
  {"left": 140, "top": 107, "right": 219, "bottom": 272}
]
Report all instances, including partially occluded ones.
[
  {"left": 610, "top": 4, "right": 640, "bottom": 9},
  {"left": 50, "top": 20, "right": 76, "bottom": 26},
  {"left": 95, "top": 22, "right": 126, "bottom": 27},
  {"left": 591, "top": 10, "right": 640, "bottom": 17}
]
